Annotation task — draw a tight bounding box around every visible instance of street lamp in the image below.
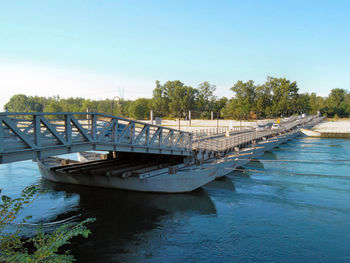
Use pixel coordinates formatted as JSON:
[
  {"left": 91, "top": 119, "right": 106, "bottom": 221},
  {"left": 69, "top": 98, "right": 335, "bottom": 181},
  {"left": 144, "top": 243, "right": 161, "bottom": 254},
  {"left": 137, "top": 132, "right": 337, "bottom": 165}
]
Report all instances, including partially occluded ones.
[{"left": 111, "top": 96, "right": 120, "bottom": 116}]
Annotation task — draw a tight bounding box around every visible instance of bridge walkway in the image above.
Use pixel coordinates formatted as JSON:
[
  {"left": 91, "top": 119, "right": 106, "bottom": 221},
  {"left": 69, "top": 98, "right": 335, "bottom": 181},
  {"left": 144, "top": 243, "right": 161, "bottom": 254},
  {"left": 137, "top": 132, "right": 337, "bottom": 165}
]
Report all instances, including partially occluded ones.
[
  {"left": 193, "top": 116, "right": 322, "bottom": 154},
  {"left": 0, "top": 112, "right": 192, "bottom": 164}
]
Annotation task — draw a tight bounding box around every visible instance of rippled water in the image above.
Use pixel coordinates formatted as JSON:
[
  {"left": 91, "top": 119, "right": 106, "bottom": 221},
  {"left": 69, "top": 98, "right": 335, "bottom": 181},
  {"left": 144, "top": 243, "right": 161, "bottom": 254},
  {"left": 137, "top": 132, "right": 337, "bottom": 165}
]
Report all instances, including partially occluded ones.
[{"left": 1, "top": 137, "right": 350, "bottom": 262}]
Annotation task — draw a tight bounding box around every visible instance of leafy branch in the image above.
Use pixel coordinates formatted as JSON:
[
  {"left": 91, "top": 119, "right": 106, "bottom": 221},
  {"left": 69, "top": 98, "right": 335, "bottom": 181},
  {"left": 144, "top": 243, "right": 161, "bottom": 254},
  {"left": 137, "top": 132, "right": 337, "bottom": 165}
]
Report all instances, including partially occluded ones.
[{"left": 0, "top": 185, "right": 95, "bottom": 263}]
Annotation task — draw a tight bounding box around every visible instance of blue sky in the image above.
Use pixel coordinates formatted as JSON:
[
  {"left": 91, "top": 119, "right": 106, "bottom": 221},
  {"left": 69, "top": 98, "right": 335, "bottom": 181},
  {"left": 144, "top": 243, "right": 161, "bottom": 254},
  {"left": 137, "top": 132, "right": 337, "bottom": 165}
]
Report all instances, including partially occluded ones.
[{"left": 1, "top": 0, "right": 350, "bottom": 108}]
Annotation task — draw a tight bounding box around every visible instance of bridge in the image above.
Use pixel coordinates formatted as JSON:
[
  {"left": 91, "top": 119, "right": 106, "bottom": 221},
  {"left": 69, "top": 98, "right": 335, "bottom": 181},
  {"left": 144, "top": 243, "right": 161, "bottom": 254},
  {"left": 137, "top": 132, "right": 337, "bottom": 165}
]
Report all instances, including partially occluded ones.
[
  {"left": 0, "top": 112, "right": 192, "bottom": 164},
  {"left": 193, "top": 115, "right": 321, "bottom": 153},
  {"left": 0, "top": 112, "right": 322, "bottom": 164}
]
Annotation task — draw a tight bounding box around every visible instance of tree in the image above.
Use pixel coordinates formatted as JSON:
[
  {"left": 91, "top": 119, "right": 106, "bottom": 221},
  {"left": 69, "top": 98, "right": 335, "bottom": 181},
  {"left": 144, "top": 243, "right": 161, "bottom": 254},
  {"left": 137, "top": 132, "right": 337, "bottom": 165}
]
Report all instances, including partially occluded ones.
[
  {"left": 197, "top": 82, "right": 217, "bottom": 117},
  {"left": 296, "top": 93, "right": 311, "bottom": 114},
  {"left": 44, "top": 101, "right": 63, "bottom": 113},
  {"left": 326, "top": 88, "right": 346, "bottom": 108},
  {"left": 59, "top": 98, "right": 85, "bottom": 112},
  {"left": 81, "top": 99, "right": 99, "bottom": 113},
  {"left": 128, "top": 98, "right": 151, "bottom": 119},
  {"left": 156, "top": 80, "right": 198, "bottom": 117},
  {"left": 4, "top": 95, "right": 32, "bottom": 112},
  {"left": 265, "top": 76, "right": 299, "bottom": 117},
  {"left": 151, "top": 80, "right": 170, "bottom": 116},
  {"left": 322, "top": 88, "right": 348, "bottom": 117},
  {"left": 230, "top": 80, "right": 257, "bottom": 119},
  {"left": 215, "top": 97, "right": 228, "bottom": 115},
  {"left": 255, "top": 84, "right": 272, "bottom": 118},
  {"left": 0, "top": 186, "right": 95, "bottom": 262},
  {"left": 221, "top": 98, "right": 247, "bottom": 119}
]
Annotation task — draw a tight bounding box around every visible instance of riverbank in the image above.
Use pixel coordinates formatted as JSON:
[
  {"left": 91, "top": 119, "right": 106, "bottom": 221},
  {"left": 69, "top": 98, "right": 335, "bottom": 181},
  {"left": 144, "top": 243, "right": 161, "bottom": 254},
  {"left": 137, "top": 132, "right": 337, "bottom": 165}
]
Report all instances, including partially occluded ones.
[
  {"left": 313, "top": 119, "right": 350, "bottom": 133},
  {"left": 308, "top": 119, "right": 350, "bottom": 138}
]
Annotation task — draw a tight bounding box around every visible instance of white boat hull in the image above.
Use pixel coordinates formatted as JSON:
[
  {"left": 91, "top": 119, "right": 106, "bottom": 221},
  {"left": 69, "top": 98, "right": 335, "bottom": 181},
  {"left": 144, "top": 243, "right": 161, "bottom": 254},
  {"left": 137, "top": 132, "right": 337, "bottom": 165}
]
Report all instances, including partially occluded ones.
[
  {"left": 37, "top": 129, "right": 300, "bottom": 193},
  {"left": 37, "top": 160, "right": 217, "bottom": 193}
]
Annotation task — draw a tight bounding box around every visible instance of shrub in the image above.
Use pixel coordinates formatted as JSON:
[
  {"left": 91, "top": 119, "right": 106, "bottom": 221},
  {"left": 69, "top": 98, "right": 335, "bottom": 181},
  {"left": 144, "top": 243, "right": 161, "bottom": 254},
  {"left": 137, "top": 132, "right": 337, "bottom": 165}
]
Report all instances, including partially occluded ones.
[{"left": 0, "top": 185, "right": 95, "bottom": 262}]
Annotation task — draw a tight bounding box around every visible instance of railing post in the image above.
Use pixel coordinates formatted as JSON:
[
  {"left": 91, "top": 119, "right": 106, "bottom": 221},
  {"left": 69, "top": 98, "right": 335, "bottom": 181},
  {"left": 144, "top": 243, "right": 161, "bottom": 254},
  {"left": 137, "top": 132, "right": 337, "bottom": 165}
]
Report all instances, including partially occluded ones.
[
  {"left": 189, "top": 134, "right": 193, "bottom": 150},
  {"left": 65, "top": 114, "right": 72, "bottom": 145},
  {"left": 92, "top": 114, "right": 97, "bottom": 141},
  {"left": 159, "top": 128, "right": 162, "bottom": 146},
  {"left": 130, "top": 123, "right": 135, "bottom": 144},
  {"left": 0, "top": 117, "right": 3, "bottom": 152},
  {"left": 112, "top": 119, "right": 119, "bottom": 143},
  {"left": 34, "top": 115, "right": 41, "bottom": 148},
  {"left": 145, "top": 125, "right": 149, "bottom": 146}
]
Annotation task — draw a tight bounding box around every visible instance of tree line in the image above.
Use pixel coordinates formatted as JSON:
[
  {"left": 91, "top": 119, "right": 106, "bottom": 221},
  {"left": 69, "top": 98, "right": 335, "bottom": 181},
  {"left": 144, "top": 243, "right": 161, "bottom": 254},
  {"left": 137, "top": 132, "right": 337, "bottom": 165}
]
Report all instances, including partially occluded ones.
[{"left": 4, "top": 76, "right": 350, "bottom": 119}]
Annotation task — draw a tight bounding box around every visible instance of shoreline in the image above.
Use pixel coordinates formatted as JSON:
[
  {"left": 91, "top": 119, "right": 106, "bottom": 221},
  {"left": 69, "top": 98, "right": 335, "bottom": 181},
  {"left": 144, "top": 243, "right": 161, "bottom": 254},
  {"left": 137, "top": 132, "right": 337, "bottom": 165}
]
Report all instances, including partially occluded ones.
[{"left": 313, "top": 120, "right": 350, "bottom": 133}]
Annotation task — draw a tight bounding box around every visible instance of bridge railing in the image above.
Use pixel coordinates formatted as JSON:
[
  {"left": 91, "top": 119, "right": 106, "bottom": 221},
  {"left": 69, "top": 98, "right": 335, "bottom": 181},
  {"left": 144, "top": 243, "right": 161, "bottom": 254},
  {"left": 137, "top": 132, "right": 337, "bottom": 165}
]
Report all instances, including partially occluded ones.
[
  {"left": 0, "top": 112, "right": 193, "bottom": 163},
  {"left": 193, "top": 115, "right": 321, "bottom": 153},
  {"left": 192, "top": 126, "right": 253, "bottom": 139}
]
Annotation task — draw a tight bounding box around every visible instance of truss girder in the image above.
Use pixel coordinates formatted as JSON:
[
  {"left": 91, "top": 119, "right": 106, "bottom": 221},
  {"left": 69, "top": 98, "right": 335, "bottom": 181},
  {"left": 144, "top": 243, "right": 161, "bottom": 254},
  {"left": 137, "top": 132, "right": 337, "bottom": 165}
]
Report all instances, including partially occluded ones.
[{"left": 0, "top": 112, "right": 192, "bottom": 164}]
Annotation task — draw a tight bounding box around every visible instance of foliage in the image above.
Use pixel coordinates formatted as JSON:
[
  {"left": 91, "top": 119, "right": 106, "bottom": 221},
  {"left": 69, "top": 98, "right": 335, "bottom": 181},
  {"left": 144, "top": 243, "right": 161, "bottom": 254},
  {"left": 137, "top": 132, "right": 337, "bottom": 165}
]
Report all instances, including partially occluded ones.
[
  {"left": 151, "top": 80, "right": 170, "bottom": 116},
  {"left": 3, "top": 77, "right": 350, "bottom": 119},
  {"left": 0, "top": 186, "right": 95, "bottom": 262},
  {"left": 197, "top": 82, "right": 217, "bottom": 117},
  {"left": 166, "top": 81, "right": 198, "bottom": 117},
  {"left": 128, "top": 98, "right": 151, "bottom": 119}
]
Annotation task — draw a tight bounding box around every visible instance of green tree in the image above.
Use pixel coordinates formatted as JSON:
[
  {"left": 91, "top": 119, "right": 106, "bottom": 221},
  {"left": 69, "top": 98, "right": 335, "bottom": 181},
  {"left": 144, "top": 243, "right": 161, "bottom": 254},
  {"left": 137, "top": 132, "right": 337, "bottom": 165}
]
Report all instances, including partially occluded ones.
[
  {"left": 0, "top": 186, "right": 95, "bottom": 262},
  {"left": 255, "top": 84, "right": 272, "bottom": 118},
  {"left": 4, "top": 95, "right": 32, "bottom": 112},
  {"left": 221, "top": 98, "right": 248, "bottom": 120},
  {"left": 81, "top": 99, "right": 99, "bottom": 113},
  {"left": 326, "top": 88, "right": 346, "bottom": 108},
  {"left": 58, "top": 98, "right": 85, "bottom": 112},
  {"left": 322, "top": 88, "right": 348, "bottom": 117},
  {"left": 215, "top": 97, "right": 228, "bottom": 116},
  {"left": 229, "top": 80, "right": 257, "bottom": 119},
  {"left": 197, "top": 82, "right": 216, "bottom": 117},
  {"left": 44, "top": 101, "right": 63, "bottom": 113},
  {"left": 151, "top": 80, "right": 170, "bottom": 116},
  {"left": 128, "top": 98, "right": 151, "bottom": 119},
  {"left": 296, "top": 93, "right": 311, "bottom": 114},
  {"left": 162, "top": 80, "right": 198, "bottom": 117},
  {"left": 265, "top": 76, "right": 299, "bottom": 117}
]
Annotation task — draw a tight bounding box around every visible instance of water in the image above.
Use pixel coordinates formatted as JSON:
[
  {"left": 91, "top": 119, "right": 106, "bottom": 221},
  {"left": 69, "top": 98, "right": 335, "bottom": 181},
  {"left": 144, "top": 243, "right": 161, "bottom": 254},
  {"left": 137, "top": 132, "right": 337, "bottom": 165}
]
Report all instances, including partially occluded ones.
[{"left": 1, "top": 137, "right": 350, "bottom": 262}]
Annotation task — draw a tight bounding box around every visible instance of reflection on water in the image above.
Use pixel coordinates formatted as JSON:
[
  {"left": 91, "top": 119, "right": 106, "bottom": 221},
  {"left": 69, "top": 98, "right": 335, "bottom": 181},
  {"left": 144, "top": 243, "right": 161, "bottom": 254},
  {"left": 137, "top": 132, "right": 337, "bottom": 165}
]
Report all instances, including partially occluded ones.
[
  {"left": 41, "top": 181, "right": 216, "bottom": 262},
  {"left": 1, "top": 136, "right": 350, "bottom": 262},
  {"left": 247, "top": 159, "right": 265, "bottom": 169},
  {"left": 204, "top": 175, "right": 236, "bottom": 192}
]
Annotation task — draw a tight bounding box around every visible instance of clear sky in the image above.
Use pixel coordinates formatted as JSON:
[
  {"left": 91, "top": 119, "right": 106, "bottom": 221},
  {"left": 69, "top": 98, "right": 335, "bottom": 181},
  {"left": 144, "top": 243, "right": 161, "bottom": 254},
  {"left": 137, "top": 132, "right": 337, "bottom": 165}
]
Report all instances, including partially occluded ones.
[{"left": 1, "top": 0, "right": 350, "bottom": 110}]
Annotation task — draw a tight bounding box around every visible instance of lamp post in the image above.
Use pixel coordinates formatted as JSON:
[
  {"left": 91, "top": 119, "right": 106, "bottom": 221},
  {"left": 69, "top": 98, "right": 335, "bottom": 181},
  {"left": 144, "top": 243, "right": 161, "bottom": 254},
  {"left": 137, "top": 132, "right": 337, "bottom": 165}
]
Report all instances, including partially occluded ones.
[
  {"left": 216, "top": 111, "right": 219, "bottom": 133},
  {"left": 111, "top": 96, "right": 120, "bottom": 116}
]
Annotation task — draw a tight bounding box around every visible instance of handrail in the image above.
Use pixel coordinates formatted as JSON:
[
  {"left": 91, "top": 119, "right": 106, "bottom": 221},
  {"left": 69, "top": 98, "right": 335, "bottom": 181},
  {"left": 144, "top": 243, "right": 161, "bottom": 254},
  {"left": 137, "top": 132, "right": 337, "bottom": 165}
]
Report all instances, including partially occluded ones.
[
  {"left": 0, "top": 112, "right": 192, "bottom": 134},
  {"left": 0, "top": 112, "right": 193, "bottom": 164},
  {"left": 193, "top": 115, "right": 322, "bottom": 153}
]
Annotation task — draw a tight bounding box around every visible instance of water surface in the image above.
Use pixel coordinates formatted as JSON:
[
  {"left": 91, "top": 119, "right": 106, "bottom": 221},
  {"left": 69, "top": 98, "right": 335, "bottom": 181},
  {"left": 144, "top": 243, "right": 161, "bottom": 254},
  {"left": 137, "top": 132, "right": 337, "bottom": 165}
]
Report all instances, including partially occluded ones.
[{"left": 1, "top": 137, "right": 350, "bottom": 262}]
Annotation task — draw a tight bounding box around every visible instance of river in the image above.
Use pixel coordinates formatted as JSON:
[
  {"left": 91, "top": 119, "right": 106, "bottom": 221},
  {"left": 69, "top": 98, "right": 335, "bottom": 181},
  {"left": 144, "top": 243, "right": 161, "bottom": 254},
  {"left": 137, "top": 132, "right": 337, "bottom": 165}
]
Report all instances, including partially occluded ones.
[{"left": 1, "top": 136, "right": 350, "bottom": 262}]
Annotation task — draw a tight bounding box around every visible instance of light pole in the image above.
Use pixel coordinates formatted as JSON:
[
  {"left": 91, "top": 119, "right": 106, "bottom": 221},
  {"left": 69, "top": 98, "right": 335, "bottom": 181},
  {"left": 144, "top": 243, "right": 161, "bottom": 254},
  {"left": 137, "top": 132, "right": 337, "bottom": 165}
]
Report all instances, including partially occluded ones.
[
  {"left": 216, "top": 111, "right": 219, "bottom": 133},
  {"left": 111, "top": 96, "right": 120, "bottom": 116}
]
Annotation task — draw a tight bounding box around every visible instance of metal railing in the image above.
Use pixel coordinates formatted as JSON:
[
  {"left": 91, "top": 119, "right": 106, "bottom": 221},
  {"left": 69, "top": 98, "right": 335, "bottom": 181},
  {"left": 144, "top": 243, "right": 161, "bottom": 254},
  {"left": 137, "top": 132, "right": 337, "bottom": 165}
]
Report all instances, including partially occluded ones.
[
  {"left": 193, "top": 115, "right": 322, "bottom": 153},
  {"left": 193, "top": 130, "right": 274, "bottom": 152},
  {"left": 193, "top": 126, "right": 253, "bottom": 139},
  {"left": 0, "top": 112, "right": 193, "bottom": 164}
]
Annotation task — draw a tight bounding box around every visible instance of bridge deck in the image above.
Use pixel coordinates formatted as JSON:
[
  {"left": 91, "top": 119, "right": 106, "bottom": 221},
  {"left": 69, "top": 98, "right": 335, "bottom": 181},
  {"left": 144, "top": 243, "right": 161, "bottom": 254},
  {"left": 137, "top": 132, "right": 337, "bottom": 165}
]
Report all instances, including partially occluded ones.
[
  {"left": 0, "top": 112, "right": 322, "bottom": 164},
  {"left": 192, "top": 116, "right": 322, "bottom": 153},
  {"left": 0, "top": 112, "right": 192, "bottom": 164}
]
